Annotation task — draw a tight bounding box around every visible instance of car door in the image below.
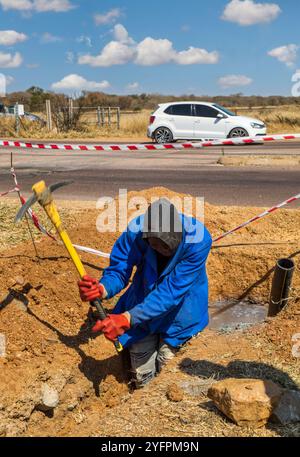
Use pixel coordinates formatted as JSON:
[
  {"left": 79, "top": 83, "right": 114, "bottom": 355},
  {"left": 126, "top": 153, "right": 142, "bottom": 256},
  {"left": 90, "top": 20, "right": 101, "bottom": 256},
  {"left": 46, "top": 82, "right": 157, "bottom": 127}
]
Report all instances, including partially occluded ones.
[
  {"left": 193, "top": 104, "right": 227, "bottom": 139},
  {"left": 164, "top": 104, "right": 194, "bottom": 139}
]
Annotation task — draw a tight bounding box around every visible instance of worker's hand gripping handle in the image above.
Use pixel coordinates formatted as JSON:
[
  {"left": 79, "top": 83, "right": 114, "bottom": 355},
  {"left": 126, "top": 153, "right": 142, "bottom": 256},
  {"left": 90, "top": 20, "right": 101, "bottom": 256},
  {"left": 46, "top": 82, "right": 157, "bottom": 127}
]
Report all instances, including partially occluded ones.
[{"left": 91, "top": 298, "right": 123, "bottom": 353}]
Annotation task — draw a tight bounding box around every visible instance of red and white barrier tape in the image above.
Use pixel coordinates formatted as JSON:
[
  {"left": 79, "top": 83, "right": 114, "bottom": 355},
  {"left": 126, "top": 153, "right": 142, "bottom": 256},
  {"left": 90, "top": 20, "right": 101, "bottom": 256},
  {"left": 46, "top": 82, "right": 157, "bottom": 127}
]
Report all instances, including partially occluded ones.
[
  {"left": 0, "top": 187, "right": 19, "bottom": 197},
  {"left": 213, "top": 193, "right": 300, "bottom": 243},
  {"left": 1, "top": 132, "right": 300, "bottom": 152},
  {"left": 72, "top": 244, "right": 110, "bottom": 259}
]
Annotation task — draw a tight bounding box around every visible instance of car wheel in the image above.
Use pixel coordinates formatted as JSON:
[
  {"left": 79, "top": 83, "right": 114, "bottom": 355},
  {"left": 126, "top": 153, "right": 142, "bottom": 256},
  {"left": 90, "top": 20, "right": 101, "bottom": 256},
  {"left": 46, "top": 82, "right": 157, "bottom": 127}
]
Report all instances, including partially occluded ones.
[
  {"left": 154, "top": 127, "right": 174, "bottom": 144},
  {"left": 228, "top": 127, "right": 249, "bottom": 138}
]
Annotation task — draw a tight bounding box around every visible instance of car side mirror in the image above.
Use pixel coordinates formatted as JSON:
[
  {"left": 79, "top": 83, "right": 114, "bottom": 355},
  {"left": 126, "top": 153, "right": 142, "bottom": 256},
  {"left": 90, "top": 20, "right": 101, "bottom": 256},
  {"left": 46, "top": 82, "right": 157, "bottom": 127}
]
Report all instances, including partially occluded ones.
[{"left": 217, "top": 113, "right": 227, "bottom": 119}]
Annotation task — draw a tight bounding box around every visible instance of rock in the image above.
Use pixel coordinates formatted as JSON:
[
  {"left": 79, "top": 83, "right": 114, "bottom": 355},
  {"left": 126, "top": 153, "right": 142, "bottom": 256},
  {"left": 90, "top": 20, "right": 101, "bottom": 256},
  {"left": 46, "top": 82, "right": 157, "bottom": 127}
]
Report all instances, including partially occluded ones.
[
  {"left": 272, "top": 390, "right": 300, "bottom": 425},
  {"left": 180, "top": 378, "right": 215, "bottom": 397},
  {"left": 50, "top": 372, "right": 69, "bottom": 393},
  {"left": 67, "top": 399, "right": 79, "bottom": 411},
  {"left": 8, "top": 397, "right": 37, "bottom": 420},
  {"left": 166, "top": 383, "right": 184, "bottom": 402},
  {"left": 38, "top": 384, "right": 59, "bottom": 411},
  {"left": 208, "top": 378, "right": 283, "bottom": 427}
]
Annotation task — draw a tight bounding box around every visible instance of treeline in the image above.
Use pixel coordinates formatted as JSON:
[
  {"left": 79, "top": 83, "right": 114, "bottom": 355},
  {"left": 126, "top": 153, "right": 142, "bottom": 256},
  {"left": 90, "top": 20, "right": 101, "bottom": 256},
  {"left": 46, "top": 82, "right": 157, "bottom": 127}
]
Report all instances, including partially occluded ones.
[{"left": 2, "top": 86, "right": 300, "bottom": 112}]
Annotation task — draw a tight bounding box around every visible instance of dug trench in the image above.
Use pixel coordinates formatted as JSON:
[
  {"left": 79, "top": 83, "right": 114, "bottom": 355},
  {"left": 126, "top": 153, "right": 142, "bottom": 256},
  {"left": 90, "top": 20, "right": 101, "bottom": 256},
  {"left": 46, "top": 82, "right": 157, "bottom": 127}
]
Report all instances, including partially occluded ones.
[{"left": 0, "top": 187, "right": 299, "bottom": 437}]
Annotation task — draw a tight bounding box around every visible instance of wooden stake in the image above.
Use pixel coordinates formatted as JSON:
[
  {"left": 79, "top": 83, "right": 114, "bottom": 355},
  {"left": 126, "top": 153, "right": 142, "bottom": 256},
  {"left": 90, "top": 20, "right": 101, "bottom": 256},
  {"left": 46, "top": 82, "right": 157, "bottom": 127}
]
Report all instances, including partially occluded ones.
[{"left": 46, "top": 99, "right": 52, "bottom": 132}]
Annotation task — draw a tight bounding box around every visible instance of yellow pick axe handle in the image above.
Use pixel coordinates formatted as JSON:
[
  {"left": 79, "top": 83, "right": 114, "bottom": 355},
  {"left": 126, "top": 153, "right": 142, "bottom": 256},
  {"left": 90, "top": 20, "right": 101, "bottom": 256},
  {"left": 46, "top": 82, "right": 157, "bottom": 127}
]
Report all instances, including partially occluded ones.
[{"left": 32, "top": 181, "right": 123, "bottom": 353}]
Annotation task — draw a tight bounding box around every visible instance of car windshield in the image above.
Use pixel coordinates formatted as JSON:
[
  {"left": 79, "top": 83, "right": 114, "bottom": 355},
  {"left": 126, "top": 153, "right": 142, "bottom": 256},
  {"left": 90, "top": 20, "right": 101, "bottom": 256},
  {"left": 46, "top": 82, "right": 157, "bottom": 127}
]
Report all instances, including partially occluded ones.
[{"left": 213, "top": 104, "right": 236, "bottom": 116}]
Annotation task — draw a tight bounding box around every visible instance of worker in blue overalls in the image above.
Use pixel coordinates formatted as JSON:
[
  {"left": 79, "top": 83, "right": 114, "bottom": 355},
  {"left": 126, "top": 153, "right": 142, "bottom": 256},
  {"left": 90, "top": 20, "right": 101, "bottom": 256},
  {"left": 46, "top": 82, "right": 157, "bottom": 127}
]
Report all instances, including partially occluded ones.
[{"left": 78, "top": 198, "right": 212, "bottom": 388}]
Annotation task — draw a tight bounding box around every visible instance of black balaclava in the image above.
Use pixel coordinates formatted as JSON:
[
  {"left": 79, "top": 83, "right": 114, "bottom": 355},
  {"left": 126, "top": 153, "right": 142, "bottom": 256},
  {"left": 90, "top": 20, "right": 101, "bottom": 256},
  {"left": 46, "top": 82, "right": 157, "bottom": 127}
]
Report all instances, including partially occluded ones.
[{"left": 142, "top": 198, "right": 182, "bottom": 254}]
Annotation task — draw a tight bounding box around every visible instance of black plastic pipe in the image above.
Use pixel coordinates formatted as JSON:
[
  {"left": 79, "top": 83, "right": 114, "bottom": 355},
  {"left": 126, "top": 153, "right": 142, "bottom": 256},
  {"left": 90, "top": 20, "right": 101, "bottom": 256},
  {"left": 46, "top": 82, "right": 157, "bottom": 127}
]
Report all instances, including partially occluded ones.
[{"left": 268, "top": 258, "right": 295, "bottom": 317}]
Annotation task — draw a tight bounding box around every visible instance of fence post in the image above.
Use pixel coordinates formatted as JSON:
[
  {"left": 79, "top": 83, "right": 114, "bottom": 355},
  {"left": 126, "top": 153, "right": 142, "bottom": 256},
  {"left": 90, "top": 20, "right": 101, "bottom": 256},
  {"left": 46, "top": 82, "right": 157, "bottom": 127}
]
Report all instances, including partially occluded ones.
[
  {"left": 117, "top": 107, "right": 120, "bottom": 129},
  {"left": 102, "top": 108, "right": 105, "bottom": 127},
  {"left": 68, "top": 98, "right": 73, "bottom": 127},
  {"left": 46, "top": 99, "right": 52, "bottom": 131},
  {"left": 108, "top": 107, "right": 111, "bottom": 127},
  {"left": 97, "top": 106, "right": 101, "bottom": 127},
  {"left": 15, "top": 102, "right": 20, "bottom": 136}
]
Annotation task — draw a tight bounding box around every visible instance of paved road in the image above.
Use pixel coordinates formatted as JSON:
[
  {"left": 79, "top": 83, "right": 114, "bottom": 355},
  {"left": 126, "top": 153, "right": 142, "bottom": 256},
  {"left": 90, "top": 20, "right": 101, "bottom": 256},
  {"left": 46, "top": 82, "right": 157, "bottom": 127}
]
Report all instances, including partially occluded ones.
[{"left": 0, "top": 141, "right": 299, "bottom": 207}]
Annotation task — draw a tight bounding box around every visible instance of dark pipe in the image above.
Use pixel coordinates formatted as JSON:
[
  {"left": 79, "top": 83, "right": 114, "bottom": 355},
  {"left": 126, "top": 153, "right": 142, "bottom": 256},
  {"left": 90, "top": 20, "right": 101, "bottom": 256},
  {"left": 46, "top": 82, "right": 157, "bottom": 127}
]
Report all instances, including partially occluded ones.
[{"left": 268, "top": 258, "right": 295, "bottom": 317}]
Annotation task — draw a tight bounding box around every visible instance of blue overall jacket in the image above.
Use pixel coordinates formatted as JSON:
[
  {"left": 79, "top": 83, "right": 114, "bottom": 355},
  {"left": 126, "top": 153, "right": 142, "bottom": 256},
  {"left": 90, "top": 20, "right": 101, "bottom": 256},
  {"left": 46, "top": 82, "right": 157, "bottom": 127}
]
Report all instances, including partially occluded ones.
[{"left": 100, "top": 214, "right": 212, "bottom": 348}]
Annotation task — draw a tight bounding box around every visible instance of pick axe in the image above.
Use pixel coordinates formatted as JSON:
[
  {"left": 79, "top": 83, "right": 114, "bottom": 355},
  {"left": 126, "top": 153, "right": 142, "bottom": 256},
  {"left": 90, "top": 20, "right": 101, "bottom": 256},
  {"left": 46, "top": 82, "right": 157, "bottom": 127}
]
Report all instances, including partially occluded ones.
[{"left": 15, "top": 180, "right": 123, "bottom": 353}]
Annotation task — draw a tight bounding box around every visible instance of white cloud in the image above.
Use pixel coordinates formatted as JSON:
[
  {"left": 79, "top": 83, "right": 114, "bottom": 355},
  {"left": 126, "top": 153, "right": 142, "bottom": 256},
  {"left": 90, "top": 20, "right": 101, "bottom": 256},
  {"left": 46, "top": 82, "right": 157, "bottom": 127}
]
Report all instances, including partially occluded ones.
[
  {"left": 174, "top": 47, "right": 219, "bottom": 65},
  {"left": 0, "top": 51, "right": 22, "bottom": 68},
  {"left": 136, "top": 39, "right": 219, "bottom": 66},
  {"left": 135, "top": 38, "right": 174, "bottom": 66},
  {"left": 51, "top": 74, "right": 110, "bottom": 91},
  {"left": 94, "top": 8, "right": 122, "bottom": 26},
  {"left": 0, "top": 0, "right": 75, "bottom": 13},
  {"left": 222, "top": 0, "right": 281, "bottom": 26},
  {"left": 218, "top": 74, "right": 253, "bottom": 88},
  {"left": 79, "top": 25, "right": 219, "bottom": 67},
  {"left": 126, "top": 82, "right": 139, "bottom": 90},
  {"left": 268, "top": 44, "right": 299, "bottom": 67},
  {"left": 77, "top": 35, "right": 92, "bottom": 47},
  {"left": 41, "top": 32, "right": 62, "bottom": 43},
  {"left": 34, "top": 0, "right": 74, "bottom": 12},
  {"left": 78, "top": 41, "right": 136, "bottom": 67},
  {"left": 113, "top": 24, "right": 135, "bottom": 45},
  {"left": 0, "top": 30, "right": 28, "bottom": 46},
  {"left": 0, "top": 0, "right": 32, "bottom": 11}
]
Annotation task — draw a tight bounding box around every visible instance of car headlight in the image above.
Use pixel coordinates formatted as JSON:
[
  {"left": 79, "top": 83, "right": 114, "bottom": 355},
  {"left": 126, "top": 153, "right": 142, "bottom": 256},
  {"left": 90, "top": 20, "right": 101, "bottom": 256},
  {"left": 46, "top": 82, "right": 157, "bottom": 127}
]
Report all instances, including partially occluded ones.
[{"left": 251, "top": 122, "right": 265, "bottom": 129}]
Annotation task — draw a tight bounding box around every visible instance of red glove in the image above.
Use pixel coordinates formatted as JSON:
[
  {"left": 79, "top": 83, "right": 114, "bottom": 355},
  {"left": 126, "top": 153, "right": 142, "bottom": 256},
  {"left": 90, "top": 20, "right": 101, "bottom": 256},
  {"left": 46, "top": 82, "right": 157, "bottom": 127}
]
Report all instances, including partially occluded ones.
[
  {"left": 78, "top": 275, "right": 105, "bottom": 302},
  {"left": 92, "top": 314, "right": 131, "bottom": 341}
]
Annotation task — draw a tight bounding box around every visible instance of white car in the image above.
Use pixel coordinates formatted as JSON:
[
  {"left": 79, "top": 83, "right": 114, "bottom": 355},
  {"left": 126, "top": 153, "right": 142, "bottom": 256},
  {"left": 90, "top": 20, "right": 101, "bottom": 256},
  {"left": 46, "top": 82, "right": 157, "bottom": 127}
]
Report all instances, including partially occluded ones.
[{"left": 147, "top": 102, "right": 267, "bottom": 143}]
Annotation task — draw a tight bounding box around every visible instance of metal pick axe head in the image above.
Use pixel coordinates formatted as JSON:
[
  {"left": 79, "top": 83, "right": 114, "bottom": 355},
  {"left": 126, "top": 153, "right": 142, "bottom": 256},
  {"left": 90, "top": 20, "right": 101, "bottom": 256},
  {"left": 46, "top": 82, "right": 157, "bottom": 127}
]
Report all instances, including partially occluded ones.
[{"left": 15, "top": 180, "right": 73, "bottom": 224}]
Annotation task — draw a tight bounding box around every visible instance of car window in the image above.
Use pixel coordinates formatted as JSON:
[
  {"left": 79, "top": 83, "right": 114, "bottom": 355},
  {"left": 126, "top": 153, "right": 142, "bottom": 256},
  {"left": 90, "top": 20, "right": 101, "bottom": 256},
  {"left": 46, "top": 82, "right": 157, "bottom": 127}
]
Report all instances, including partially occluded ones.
[
  {"left": 194, "top": 105, "right": 219, "bottom": 118},
  {"left": 164, "top": 104, "right": 193, "bottom": 116},
  {"left": 213, "top": 104, "right": 236, "bottom": 116}
]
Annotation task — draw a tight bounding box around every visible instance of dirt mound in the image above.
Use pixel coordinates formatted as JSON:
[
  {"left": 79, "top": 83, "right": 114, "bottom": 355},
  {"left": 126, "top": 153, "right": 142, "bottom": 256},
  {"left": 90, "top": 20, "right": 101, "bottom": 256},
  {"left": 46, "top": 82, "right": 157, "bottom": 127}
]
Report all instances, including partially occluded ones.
[{"left": 0, "top": 187, "right": 299, "bottom": 436}]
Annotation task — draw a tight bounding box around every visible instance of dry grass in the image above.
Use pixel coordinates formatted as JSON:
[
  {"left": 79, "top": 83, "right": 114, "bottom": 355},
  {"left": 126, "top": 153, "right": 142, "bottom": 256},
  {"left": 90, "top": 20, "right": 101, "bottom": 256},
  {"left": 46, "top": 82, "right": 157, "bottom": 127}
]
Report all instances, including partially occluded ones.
[
  {"left": 0, "top": 110, "right": 150, "bottom": 140},
  {"left": 1, "top": 105, "right": 300, "bottom": 140},
  {"left": 235, "top": 105, "right": 300, "bottom": 133},
  {"left": 0, "top": 199, "right": 83, "bottom": 251},
  {"left": 120, "top": 110, "right": 150, "bottom": 136}
]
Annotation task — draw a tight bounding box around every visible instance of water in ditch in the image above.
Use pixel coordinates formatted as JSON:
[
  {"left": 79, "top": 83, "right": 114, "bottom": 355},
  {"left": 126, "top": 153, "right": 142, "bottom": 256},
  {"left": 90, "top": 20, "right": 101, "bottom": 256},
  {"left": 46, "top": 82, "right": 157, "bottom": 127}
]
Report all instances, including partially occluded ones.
[{"left": 209, "top": 299, "right": 268, "bottom": 332}]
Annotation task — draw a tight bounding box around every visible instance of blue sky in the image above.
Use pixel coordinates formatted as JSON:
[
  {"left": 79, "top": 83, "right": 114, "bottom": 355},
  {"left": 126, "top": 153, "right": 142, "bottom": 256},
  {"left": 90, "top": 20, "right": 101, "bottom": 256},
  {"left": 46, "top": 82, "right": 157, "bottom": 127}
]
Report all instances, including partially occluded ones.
[{"left": 0, "top": 0, "right": 299, "bottom": 96}]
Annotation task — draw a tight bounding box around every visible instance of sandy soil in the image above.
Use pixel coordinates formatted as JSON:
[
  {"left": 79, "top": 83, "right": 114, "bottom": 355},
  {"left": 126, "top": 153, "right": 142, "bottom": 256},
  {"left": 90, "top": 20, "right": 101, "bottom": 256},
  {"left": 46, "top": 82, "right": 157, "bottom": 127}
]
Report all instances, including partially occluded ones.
[{"left": 0, "top": 187, "right": 299, "bottom": 437}]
